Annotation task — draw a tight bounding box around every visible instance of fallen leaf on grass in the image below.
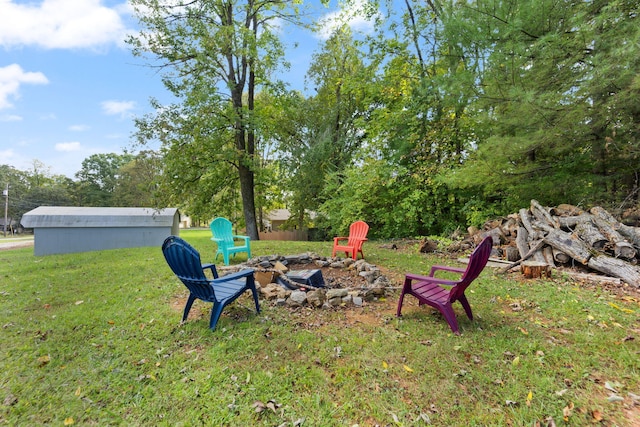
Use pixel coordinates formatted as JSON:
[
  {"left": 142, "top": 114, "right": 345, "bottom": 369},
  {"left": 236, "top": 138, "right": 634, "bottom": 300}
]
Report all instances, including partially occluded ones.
[
  {"left": 562, "top": 402, "right": 574, "bottom": 421},
  {"left": 382, "top": 361, "right": 388, "bottom": 370},
  {"left": 75, "top": 301, "right": 83, "bottom": 305},
  {"left": 526, "top": 390, "right": 533, "bottom": 406},
  {"left": 511, "top": 356, "right": 520, "bottom": 366},
  {"left": 607, "top": 394, "right": 624, "bottom": 402},
  {"left": 505, "top": 400, "right": 518, "bottom": 407},
  {"left": 63, "top": 417, "right": 74, "bottom": 425},
  {"left": 591, "top": 410, "right": 603, "bottom": 422},
  {"left": 403, "top": 365, "right": 414, "bottom": 373},
  {"left": 253, "top": 399, "right": 281, "bottom": 414},
  {"left": 608, "top": 302, "right": 634, "bottom": 313},
  {"left": 37, "top": 355, "right": 50, "bottom": 367}
]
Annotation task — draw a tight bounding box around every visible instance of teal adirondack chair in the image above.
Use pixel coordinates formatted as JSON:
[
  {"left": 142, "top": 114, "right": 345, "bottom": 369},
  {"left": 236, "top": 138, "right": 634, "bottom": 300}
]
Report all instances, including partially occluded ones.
[{"left": 210, "top": 217, "right": 251, "bottom": 265}]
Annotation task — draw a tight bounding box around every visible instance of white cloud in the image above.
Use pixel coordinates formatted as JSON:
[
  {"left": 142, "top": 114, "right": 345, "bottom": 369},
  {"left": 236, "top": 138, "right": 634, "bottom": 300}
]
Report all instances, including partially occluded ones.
[
  {"left": 0, "top": 148, "right": 16, "bottom": 159},
  {"left": 69, "top": 124, "right": 90, "bottom": 132},
  {"left": 0, "top": 114, "right": 22, "bottom": 122},
  {"left": 0, "top": 0, "right": 131, "bottom": 50},
  {"left": 0, "top": 64, "right": 48, "bottom": 109},
  {"left": 101, "top": 100, "right": 136, "bottom": 117},
  {"left": 316, "top": 0, "right": 380, "bottom": 40},
  {"left": 55, "top": 141, "right": 82, "bottom": 152}
]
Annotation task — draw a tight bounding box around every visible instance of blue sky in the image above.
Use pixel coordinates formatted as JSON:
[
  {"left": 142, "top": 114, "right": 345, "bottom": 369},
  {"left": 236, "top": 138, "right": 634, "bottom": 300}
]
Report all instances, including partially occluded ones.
[{"left": 0, "top": 0, "right": 378, "bottom": 178}]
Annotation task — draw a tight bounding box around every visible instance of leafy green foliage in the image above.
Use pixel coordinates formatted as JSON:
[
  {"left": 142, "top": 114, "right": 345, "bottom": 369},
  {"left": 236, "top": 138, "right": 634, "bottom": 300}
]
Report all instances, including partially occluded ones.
[{"left": 74, "top": 153, "right": 135, "bottom": 206}]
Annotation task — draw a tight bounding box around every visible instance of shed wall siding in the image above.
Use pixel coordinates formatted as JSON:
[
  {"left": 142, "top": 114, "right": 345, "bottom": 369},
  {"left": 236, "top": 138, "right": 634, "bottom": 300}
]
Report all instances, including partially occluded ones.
[{"left": 33, "top": 227, "right": 174, "bottom": 256}]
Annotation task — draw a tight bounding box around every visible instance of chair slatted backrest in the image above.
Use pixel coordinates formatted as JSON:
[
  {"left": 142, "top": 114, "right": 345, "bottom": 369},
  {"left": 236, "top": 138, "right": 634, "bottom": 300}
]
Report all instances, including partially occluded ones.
[
  {"left": 210, "top": 218, "right": 234, "bottom": 245},
  {"left": 162, "top": 236, "right": 216, "bottom": 301},
  {"left": 449, "top": 236, "right": 493, "bottom": 301},
  {"left": 348, "top": 221, "right": 369, "bottom": 247}
]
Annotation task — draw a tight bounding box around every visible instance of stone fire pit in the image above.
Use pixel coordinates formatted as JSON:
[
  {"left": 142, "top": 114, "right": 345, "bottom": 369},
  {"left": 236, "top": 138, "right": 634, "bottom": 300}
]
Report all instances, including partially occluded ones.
[{"left": 218, "top": 252, "right": 392, "bottom": 308}]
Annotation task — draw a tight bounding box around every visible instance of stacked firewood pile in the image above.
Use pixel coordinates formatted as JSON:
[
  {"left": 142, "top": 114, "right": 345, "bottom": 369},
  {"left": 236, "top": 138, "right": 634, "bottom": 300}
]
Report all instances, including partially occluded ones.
[{"left": 480, "top": 200, "right": 640, "bottom": 288}]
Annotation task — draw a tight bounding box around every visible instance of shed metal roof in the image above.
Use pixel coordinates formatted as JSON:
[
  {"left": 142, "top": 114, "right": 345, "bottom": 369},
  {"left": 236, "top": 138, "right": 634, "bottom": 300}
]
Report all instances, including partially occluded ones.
[{"left": 21, "top": 207, "right": 179, "bottom": 228}]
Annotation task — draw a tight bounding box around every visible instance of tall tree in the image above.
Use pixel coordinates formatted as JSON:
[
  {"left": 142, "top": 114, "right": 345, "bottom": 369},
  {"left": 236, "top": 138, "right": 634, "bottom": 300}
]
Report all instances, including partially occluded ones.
[
  {"left": 128, "top": 0, "right": 306, "bottom": 239},
  {"left": 112, "top": 151, "right": 163, "bottom": 207},
  {"left": 441, "top": 0, "right": 640, "bottom": 211},
  {"left": 275, "top": 26, "right": 371, "bottom": 229},
  {"left": 74, "top": 153, "right": 135, "bottom": 206}
]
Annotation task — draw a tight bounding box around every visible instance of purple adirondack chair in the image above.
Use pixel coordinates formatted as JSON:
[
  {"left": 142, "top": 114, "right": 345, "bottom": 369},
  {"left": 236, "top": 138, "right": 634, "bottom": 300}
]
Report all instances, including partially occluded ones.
[{"left": 396, "top": 236, "right": 493, "bottom": 334}]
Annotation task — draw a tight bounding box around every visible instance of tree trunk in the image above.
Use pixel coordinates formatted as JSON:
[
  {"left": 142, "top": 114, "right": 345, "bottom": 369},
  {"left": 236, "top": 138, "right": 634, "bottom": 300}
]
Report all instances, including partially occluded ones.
[{"left": 238, "top": 164, "right": 259, "bottom": 240}]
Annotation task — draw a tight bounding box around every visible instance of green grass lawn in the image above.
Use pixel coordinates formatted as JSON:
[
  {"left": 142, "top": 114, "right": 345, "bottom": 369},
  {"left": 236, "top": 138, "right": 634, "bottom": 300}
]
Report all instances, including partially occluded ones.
[{"left": 1, "top": 229, "right": 638, "bottom": 426}]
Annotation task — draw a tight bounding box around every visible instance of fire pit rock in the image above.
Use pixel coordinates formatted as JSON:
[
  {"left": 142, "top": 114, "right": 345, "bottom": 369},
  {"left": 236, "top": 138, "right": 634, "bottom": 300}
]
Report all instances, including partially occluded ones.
[{"left": 218, "top": 252, "right": 391, "bottom": 309}]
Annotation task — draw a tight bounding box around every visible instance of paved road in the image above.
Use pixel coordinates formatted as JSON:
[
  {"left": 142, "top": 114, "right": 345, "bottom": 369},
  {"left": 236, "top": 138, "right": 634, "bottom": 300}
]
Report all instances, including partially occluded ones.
[{"left": 0, "top": 237, "right": 34, "bottom": 250}]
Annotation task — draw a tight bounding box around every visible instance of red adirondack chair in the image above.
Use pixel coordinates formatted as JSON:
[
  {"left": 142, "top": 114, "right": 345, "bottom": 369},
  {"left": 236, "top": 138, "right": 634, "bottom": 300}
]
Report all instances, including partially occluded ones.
[
  {"left": 396, "top": 236, "right": 493, "bottom": 334},
  {"left": 332, "top": 221, "right": 369, "bottom": 260}
]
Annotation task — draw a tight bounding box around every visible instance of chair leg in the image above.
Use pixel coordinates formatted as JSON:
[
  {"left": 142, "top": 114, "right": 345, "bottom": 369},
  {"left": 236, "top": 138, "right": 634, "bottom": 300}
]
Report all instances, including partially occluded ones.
[
  {"left": 396, "top": 277, "right": 412, "bottom": 317},
  {"left": 223, "top": 251, "right": 230, "bottom": 266},
  {"left": 458, "top": 294, "right": 474, "bottom": 321},
  {"left": 250, "top": 286, "right": 260, "bottom": 313},
  {"left": 396, "top": 291, "right": 406, "bottom": 317},
  {"left": 183, "top": 294, "right": 197, "bottom": 322},
  {"left": 439, "top": 304, "right": 461, "bottom": 335},
  {"left": 209, "top": 302, "right": 225, "bottom": 330}
]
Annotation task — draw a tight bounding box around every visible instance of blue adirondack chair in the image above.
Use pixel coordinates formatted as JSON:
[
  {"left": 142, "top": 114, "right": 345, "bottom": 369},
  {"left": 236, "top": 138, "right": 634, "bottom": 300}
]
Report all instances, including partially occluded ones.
[
  {"left": 396, "top": 236, "right": 493, "bottom": 334},
  {"left": 209, "top": 217, "right": 251, "bottom": 265},
  {"left": 162, "top": 236, "right": 260, "bottom": 330}
]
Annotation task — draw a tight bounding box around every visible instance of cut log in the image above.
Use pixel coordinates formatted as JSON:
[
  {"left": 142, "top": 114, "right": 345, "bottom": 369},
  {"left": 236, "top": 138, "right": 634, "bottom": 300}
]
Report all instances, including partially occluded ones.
[
  {"left": 515, "top": 226, "right": 530, "bottom": 259},
  {"left": 530, "top": 199, "right": 559, "bottom": 228},
  {"left": 552, "top": 248, "right": 571, "bottom": 264},
  {"left": 550, "top": 204, "right": 585, "bottom": 216},
  {"left": 587, "top": 255, "right": 640, "bottom": 287},
  {"left": 590, "top": 206, "right": 637, "bottom": 259},
  {"left": 505, "top": 246, "right": 520, "bottom": 262},
  {"left": 556, "top": 269, "right": 622, "bottom": 286},
  {"left": 542, "top": 228, "right": 592, "bottom": 265},
  {"left": 519, "top": 208, "right": 541, "bottom": 240},
  {"left": 557, "top": 213, "right": 594, "bottom": 229},
  {"left": 529, "top": 239, "right": 548, "bottom": 263},
  {"left": 499, "top": 239, "right": 546, "bottom": 273},
  {"left": 542, "top": 246, "right": 556, "bottom": 266},
  {"left": 591, "top": 206, "right": 640, "bottom": 250},
  {"left": 521, "top": 261, "right": 551, "bottom": 279},
  {"left": 574, "top": 219, "right": 609, "bottom": 250}
]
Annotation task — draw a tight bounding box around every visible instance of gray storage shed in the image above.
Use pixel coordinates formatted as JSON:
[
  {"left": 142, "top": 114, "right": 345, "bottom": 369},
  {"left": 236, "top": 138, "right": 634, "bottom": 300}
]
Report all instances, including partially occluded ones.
[{"left": 21, "top": 207, "right": 180, "bottom": 256}]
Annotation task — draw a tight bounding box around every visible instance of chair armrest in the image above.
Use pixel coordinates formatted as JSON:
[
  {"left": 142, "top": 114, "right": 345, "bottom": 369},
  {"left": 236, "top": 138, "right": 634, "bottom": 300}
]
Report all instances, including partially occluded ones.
[
  {"left": 334, "top": 237, "right": 348, "bottom": 244},
  {"left": 213, "top": 268, "right": 254, "bottom": 283},
  {"left": 429, "top": 265, "right": 466, "bottom": 277},
  {"left": 233, "top": 235, "right": 250, "bottom": 244},
  {"left": 202, "top": 263, "right": 219, "bottom": 279},
  {"left": 405, "top": 273, "right": 459, "bottom": 287}
]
